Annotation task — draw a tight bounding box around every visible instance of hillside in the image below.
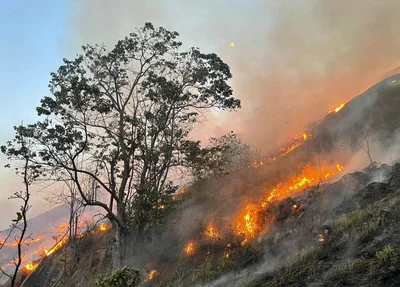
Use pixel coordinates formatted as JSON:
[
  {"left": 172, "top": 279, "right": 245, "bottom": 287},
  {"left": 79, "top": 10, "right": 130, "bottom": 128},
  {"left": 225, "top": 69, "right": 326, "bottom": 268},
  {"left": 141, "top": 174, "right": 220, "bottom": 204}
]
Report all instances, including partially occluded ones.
[{"left": 3, "top": 74, "right": 400, "bottom": 287}]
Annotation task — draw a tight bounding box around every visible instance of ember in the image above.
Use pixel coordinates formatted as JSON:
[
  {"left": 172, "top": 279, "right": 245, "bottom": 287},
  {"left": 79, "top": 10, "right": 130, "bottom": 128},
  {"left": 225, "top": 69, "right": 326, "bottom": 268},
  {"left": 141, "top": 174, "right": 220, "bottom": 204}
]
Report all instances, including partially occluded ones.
[{"left": 291, "top": 202, "right": 302, "bottom": 213}]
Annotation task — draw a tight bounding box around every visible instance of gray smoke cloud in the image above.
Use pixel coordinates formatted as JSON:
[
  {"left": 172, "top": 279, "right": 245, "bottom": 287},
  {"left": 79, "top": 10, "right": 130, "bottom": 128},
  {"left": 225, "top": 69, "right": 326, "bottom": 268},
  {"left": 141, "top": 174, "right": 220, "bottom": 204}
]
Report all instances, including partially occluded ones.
[{"left": 65, "top": 0, "right": 400, "bottom": 152}]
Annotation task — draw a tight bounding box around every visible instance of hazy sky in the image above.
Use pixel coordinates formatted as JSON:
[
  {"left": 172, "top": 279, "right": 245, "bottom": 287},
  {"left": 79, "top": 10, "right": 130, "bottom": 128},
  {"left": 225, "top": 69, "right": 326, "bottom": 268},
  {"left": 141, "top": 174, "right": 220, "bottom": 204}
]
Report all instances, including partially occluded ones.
[
  {"left": 1, "top": 0, "right": 400, "bottom": 229},
  {"left": 0, "top": 0, "right": 70, "bottom": 230}
]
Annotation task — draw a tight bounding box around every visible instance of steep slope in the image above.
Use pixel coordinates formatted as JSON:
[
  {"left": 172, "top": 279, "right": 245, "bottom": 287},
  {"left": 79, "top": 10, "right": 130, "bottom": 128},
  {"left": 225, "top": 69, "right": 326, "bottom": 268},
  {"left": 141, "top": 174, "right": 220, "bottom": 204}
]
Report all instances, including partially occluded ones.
[
  {"left": 241, "top": 164, "right": 400, "bottom": 287},
  {"left": 5, "top": 74, "right": 400, "bottom": 287}
]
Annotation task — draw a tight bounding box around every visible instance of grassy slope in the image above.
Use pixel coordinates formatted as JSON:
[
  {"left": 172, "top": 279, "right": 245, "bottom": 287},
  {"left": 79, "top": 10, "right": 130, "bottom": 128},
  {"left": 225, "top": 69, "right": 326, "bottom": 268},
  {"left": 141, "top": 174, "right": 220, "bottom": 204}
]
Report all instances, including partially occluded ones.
[{"left": 244, "top": 186, "right": 400, "bottom": 287}]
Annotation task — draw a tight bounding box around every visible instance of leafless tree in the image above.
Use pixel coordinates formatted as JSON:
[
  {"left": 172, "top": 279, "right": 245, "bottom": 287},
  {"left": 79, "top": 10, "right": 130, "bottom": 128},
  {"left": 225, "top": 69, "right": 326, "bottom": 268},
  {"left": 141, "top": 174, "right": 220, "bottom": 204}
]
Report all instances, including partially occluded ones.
[{"left": 353, "top": 125, "right": 375, "bottom": 165}]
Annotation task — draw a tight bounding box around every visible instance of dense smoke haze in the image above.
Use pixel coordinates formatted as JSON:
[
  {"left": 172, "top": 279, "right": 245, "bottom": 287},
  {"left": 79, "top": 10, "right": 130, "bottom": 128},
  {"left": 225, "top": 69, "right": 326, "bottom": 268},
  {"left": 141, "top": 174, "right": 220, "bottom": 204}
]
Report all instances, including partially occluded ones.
[
  {"left": 66, "top": 0, "right": 400, "bottom": 151},
  {"left": 1, "top": 0, "right": 400, "bottom": 230}
]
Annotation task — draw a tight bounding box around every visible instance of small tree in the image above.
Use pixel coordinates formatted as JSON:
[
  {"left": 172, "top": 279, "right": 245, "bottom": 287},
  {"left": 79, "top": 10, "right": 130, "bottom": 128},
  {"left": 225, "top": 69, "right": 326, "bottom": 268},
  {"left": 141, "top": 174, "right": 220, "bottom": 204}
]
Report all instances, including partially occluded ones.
[
  {"left": 352, "top": 125, "right": 375, "bottom": 165},
  {"left": 46, "top": 180, "right": 86, "bottom": 259},
  {"left": 0, "top": 129, "right": 35, "bottom": 287},
  {"left": 2, "top": 22, "right": 240, "bottom": 269}
]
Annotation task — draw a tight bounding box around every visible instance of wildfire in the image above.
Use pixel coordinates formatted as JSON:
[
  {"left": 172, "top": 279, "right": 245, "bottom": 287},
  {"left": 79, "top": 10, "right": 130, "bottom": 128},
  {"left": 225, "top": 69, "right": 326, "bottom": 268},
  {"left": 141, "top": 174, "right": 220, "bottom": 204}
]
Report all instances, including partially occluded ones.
[
  {"left": 184, "top": 241, "right": 195, "bottom": 255},
  {"left": 234, "top": 162, "right": 344, "bottom": 240},
  {"left": 147, "top": 269, "right": 157, "bottom": 281},
  {"left": 328, "top": 103, "right": 345, "bottom": 114},
  {"left": 23, "top": 261, "right": 39, "bottom": 272},
  {"left": 98, "top": 222, "right": 110, "bottom": 232},
  {"left": 44, "top": 237, "right": 68, "bottom": 256},
  {"left": 262, "top": 162, "right": 343, "bottom": 205},
  {"left": 204, "top": 223, "right": 219, "bottom": 239},
  {"left": 234, "top": 203, "right": 261, "bottom": 239},
  {"left": 57, "top": 224, "right": 68, "bottom": 233},
  {"left": 252, "top": 132, "right": 312, "bottom": 168},
  {"left": 1, "top": 236, "right": 43, "bottom": 247},
  {"left": 173, "top": 187, "right": 188, "bottom": 200}
]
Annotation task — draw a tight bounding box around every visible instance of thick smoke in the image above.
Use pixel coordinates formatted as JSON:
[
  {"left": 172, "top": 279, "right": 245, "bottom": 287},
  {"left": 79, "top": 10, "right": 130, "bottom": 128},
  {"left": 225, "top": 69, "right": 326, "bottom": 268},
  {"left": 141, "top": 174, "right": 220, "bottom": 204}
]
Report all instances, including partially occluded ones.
[{"left": 67, "top": 0, "right": 400, "bottom": 152}]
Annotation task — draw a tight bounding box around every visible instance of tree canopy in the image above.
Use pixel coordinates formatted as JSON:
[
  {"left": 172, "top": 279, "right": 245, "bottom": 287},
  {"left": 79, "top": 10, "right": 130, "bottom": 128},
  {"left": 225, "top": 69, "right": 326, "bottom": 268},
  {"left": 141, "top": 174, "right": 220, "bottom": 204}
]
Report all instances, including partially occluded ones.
[{"left": 2, "top": 22, "right": 241, "bottom": 268}]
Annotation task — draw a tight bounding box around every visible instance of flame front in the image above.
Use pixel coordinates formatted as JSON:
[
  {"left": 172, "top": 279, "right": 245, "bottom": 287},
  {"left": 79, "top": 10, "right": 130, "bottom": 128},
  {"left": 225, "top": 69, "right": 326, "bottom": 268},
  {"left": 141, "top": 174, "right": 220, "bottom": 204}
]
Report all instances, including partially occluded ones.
[
  {"left": 44, "top": 237, "right": 68, "bottom": 256},
  {"left": 234, "top": 162, "right": 343, "bottom": 240},
  {"left": 252, "top": 132, "right": 312, "bottom": 168},
  {"left": 328, "top": 103, "right": 345, "bottom": 114},
  {"left": 1, "top": 236, "right": 43, "bottom": 247}
]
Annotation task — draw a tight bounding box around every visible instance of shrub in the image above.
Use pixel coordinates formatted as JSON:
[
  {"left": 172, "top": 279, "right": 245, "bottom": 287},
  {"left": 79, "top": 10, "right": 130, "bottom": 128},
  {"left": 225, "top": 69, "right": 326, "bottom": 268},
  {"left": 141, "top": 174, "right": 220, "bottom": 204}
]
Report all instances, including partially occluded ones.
[
  {"left": 375, "top": 245, "right": 396, "bottom": 262},
  {"left": 95, "top": 266, "right": 142, "bottom": 287},
  {"left": 337, "top": 257, "right": 370, "bottom": 276}
]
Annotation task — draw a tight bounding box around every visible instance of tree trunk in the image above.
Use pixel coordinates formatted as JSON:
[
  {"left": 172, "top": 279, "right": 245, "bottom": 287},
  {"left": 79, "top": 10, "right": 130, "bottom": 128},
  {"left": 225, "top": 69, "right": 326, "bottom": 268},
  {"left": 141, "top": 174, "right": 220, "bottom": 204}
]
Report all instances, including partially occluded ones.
[
  {"left": 368, "top": 153, "right": 373, "bottom": 165},
  {"left": 111, "top": 223, "right": 125, "bottom": 270}
]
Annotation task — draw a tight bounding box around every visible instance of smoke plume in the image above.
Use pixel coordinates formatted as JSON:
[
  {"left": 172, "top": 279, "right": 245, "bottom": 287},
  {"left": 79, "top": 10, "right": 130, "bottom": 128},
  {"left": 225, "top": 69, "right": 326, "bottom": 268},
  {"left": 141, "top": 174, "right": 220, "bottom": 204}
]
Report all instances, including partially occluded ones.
[{"left": 66, "top": 0, "right": 400, "bottom": 152}]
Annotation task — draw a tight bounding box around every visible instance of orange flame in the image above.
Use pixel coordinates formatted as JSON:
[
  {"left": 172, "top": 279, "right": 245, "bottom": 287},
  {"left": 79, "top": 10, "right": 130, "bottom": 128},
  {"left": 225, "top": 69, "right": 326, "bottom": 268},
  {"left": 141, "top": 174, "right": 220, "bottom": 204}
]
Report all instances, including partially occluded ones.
[
  {"left": 98, "top": 222, "right": 110, "bottom": 232},
  {"left": 173, "top": 187, "right": 188, "bottom": 200},
  {"left": 204, "top": 223, "right": 219, "bottom": 239},
  {"left": 234, "top": 162, "right": 343, "bottom": 240},
  {"left": 57, "top": 224, "right": 68, "bottom": 233},
  {"left": 252, "top": 132, "right": 311, "bottom": 168},
  {"left": 184, "top": 241, "right": 195, "bottom": 255},
  {"left": 1, "top": 236, "right": 43, "bottom": 247},
  {"left": 44, "top": 237, "right": 68, "bottom": 256},
  {"left": 147, "top": 270, "right": 157, "bottom": 281},
  {"left": 328, "top": 103, "right": 345, "bottom": 114},
  {"left": 23, "top": 261, "right": 39, "bottom": 272},
  {"left": 234, "top": 203, "right": 261, "bottom": 239}
]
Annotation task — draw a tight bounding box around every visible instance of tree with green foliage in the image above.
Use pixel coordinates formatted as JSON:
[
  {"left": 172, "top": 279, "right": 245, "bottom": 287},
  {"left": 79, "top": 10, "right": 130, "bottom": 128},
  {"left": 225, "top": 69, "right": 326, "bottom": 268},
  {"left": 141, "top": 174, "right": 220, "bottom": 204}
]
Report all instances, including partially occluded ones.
[
  {"left": 186, "top": 131, "right": 256, "bottom": 180},
  {"left": 1, "top": 23, "right": 240, "bottom": 269}
]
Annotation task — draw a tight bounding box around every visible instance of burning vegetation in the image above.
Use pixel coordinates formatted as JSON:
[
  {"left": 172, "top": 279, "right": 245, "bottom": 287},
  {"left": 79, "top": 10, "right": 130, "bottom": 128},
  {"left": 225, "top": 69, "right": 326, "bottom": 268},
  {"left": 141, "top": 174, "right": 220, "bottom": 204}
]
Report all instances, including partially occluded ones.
[
  {"left": 184, "top": 241, "right": 196, "bottom": 255},
  {"left": 234, "top": 161, "right": 343, "bottom": 240},
  {"left": 204, "top": 223, "right": 219, "bottom": 240},
  {"left": 0, "top": 220, "right": 113, "bottom": 279},
  {"left": 328, "top": 103, "right": 345, "bottom": 114}
]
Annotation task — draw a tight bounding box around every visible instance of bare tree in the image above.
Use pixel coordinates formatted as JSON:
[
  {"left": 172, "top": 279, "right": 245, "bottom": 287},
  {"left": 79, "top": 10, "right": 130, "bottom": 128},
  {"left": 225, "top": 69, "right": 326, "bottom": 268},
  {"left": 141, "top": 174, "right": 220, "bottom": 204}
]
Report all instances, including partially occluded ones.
[{"left": 353, "top": 125, "right": 375, "bottom": 165}]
